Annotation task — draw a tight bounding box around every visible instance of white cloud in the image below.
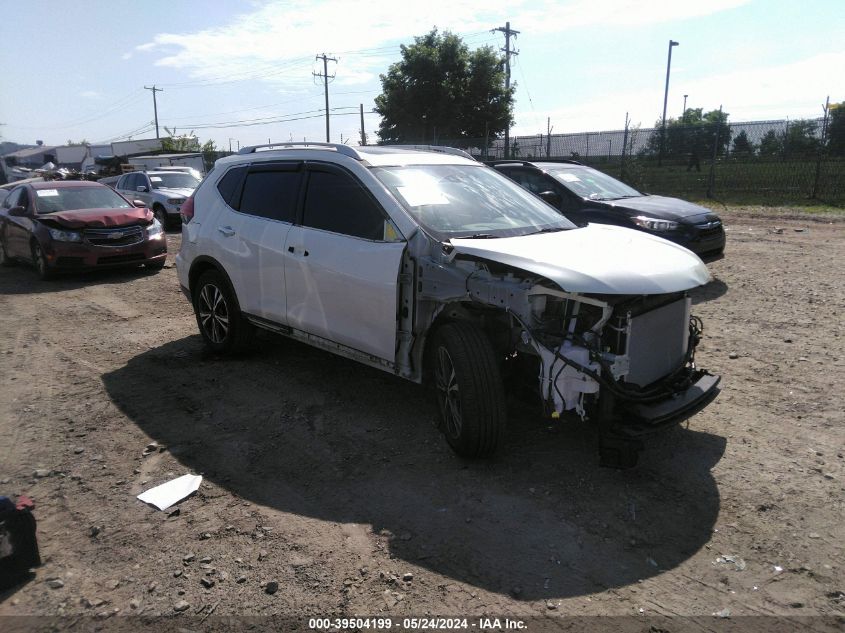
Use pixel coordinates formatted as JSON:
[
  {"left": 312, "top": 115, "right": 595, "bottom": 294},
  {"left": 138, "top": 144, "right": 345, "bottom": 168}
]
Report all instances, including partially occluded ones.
[
  {"left": 134, "top": 0, "right": 750, "bottom": 90},
  {"left": 79, "top": 90, "right": 103, "bottom": 99}
]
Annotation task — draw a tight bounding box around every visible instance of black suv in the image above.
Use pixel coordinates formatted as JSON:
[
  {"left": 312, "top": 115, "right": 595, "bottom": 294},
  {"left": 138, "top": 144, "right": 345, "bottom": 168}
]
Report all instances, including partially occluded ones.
[{"left": 489, "top": 160, "right": 725, "bottom": 258}]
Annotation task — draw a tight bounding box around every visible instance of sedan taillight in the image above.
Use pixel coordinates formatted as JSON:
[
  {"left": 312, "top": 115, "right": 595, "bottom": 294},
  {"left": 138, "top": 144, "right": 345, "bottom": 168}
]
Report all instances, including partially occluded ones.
[{"left": 181, "top": 195, "right": 195, "bottom": 223}]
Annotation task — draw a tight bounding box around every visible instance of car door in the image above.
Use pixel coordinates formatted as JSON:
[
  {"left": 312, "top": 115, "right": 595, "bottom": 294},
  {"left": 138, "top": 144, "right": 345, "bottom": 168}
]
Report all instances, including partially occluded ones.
[
  {"left": 116, "top": 173, "right": 136, "bottom": 202},
  {"left": 3, "top": 187, "right": 34, "bottom": 258},
  {"left": 134, "top": 173, "right": 155, "bottom": 207},
  {"left": 284, "top": 163, "right": 405, "bottom": 362},
  {"left": 213, "top": 162, "right": 301, "bottom": 324}
]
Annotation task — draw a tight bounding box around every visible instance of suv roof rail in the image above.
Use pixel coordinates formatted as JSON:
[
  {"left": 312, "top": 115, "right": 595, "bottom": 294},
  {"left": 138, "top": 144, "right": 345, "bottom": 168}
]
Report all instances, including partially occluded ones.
[
  {"left": 237, "top": 142, "right": 363, "bottom": 160},
  {"left": 485, "top": 159, "right": 584, "bottom": 167},
  {"left": 383, "top": 145, "right": 476, "bottom": 161}
]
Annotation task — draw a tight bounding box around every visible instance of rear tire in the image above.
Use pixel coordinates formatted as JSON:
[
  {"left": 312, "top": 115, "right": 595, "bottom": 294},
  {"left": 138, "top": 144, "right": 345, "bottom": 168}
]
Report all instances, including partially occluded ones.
[
  {"left": 192, "top": 269, "right": 254, "bottom": 354},
  {"left": 145, "top": 259, "right": 166, "bottom": 271},
  {"left": 429, "top": 322, "right": 506, "bottom": 458}
]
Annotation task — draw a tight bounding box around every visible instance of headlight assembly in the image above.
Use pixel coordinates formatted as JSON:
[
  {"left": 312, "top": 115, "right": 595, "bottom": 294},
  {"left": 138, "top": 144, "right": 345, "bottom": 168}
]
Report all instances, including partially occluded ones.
[
  {"left": 632, "top": 216, "right": 679, "bottom": 232},
  {"left": 147, "top": 218, "right": 164, "bottom": 237},
  {"left": 48, "top": 228, "right": 83, "bottom": 242}
]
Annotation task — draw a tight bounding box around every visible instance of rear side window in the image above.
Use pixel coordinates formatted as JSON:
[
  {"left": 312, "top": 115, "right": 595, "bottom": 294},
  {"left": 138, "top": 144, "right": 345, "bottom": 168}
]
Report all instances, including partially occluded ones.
[
  {"left": 237, "top": 168, "right": 301, "bottom": 223},
  {"left": 302, "top": 170, "right": 385, "bottom": 240},
  {"left": 216, "top": 166, "right": 247, "bottom": 208}
]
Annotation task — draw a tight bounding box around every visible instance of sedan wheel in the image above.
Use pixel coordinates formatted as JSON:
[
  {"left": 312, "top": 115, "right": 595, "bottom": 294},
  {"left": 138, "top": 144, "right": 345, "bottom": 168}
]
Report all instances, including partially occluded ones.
[
  {"left": 0, "top": 239, "right": 12, "bottom": 267},
  {"left": 154, "top": 207, "right": 168, "bottom": 231},
  {"left": 31, "top": 243, "right": 53, "bottom": 280}
]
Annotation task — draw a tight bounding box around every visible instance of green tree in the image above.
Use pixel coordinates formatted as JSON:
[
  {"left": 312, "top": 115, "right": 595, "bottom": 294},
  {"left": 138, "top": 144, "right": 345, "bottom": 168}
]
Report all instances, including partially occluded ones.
[
  {"left": 162, "top": 128, "right": 200, "bottom": 152},
  {"left": 758, "top": 130, "right": 781, "bottom": 157},
  {"left": 374, "top": 29, "right": 514, "bottom": 146},
  {"left": 827, "top": 103, "right": 845, "bottom": 156},
  {"left": 731, "top": 130, "right": 754, "bottom": 157},
  {"left": 781, "top": 119, "right": 820, "bottom": 157},
  {"left": 646, "top": 108, "right": 732, "bottom": 160},
  {"left": 757, "top": 120, "right": 821, "bottom": 158}
]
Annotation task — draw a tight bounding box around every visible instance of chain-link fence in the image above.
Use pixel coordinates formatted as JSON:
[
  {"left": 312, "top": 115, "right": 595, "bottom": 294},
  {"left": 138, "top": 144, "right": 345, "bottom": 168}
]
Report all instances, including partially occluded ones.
[{"left": 392, "top": 115, "right": 844, "bottom": 206}]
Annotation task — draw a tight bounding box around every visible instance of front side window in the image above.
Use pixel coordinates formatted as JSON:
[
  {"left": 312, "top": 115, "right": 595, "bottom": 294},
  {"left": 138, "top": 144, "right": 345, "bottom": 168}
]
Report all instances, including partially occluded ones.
[
  {"left": 302, "top": 170, "right": 386, "bottom": 241},
  {"left": 372, "top": 164, "right": 575, "bottom": 239},
  {"left": 503, "top": 168, "right": 553, "bottom": 194},
  {"left": 238, "top": 168, "right": 300, "bottom": 223},
  {"left": 3, "top": 188, "right": 25, "bottom": 209}
]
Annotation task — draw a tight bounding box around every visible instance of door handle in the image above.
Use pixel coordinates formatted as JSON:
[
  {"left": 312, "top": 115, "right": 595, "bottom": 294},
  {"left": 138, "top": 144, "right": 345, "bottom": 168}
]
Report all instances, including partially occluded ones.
[
  {"left": 287, "top": 246, "right": 309, "bottom": 256},
  {"left": 217, "top": 225, "right": 235, "bottom": 237}
]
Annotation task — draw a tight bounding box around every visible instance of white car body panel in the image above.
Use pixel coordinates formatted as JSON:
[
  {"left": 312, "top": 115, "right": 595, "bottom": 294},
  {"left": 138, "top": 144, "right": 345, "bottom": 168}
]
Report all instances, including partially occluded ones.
[
  {"left": 284, "top": 226, "right": 405, "bottom": 361},
  {"left": 235, "top": 216, "right": 293, "bottom": 323},
  {"left": 451, "top": 223, "right": 711, "bottom": 294}
]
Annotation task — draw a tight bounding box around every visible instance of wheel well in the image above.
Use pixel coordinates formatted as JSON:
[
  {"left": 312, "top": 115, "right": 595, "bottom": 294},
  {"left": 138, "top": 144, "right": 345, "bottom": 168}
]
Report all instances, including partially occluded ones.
[
  {"left": 153, "top": 202, "right": 165, "bottom": 210},
  {"left": 420, "top": 302, "right": 511, "bottom": 382},
  {"left": 189, "top": 259, "right": 223, "bottom": 297}
]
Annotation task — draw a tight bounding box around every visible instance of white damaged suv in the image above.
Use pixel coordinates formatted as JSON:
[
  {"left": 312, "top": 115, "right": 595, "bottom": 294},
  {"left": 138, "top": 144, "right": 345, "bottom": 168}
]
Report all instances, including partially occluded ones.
[{"left": 176, "top": 143, "right": 720, "bottom": 467}]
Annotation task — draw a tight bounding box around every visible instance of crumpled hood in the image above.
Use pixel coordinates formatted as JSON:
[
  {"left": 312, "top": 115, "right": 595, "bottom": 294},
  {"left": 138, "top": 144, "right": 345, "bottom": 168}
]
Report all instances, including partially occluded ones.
[
  {"left": 154, "top": 187, "right": 194, "bottom": 199},
  {"left": 451, "top": 223, "right": 711, "bottom": 294},
  {"left": 39, "top": 207, "right": 153, "bottom": 229},
  {"left": 600, "top": 195, "right": 715, "bottom": 222}
]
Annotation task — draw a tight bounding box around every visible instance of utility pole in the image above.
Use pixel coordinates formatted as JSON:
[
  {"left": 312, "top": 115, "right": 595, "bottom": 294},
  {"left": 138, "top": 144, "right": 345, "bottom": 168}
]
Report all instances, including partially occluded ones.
[
  {"left": 546, "top": 117, "right": 553, "bottom": 157},
  {"left": 493, "top": 22, "right": 519, "bottom": 159},
  {"left": 658, "top": 40, "right": 679, "bottom": 166},
  {"left": 359, "top": 104, "right": 367, "bottom": 146},
  {"left": 144, "top": 85, "right": 163, "bottom": 138},
  {"left": 314, "top": 53, "right": 337, "bottom": 142}
]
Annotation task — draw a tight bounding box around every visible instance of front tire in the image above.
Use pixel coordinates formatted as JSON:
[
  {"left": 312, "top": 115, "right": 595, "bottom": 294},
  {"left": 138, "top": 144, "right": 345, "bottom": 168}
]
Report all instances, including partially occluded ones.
[
  {"left": 429, "top": 322, "right": 506, "bottom": 458},
  {"left": 192, "top": 270, "right": 253, "bottom": 354},
  {"left": 0, "top": 238, "right": 13, "bottom": 267},
  {"left": 31, "top": 242, "right": 53, "bottom": 280},
  {"left": 153, "top": 206, "right": 169, "bottom": 231}
]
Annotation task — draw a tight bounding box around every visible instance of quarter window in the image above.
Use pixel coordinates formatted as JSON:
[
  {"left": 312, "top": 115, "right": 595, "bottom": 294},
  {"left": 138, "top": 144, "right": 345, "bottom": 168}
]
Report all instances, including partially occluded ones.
[
  {"left": 302, "top": 170, "right": 385, "bottom": 240},
  {"left": 216, "top": 167, "right": 247, "bottom": 208},
  {"left": 238, "top": 169, "right": 300, "bottom": 223}
]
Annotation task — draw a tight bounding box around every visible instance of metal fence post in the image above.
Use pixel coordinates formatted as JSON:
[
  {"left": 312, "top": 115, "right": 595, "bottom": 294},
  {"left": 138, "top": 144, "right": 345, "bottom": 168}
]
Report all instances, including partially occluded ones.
[
  {"left": 706, "top": 105, "right": 723, "bottom": 198},
  {"left": 620, "top": 112, "right": 629, "bottom": 180},
  {"left": 812, "top": 96, "right": 830, "bottom": 199}
]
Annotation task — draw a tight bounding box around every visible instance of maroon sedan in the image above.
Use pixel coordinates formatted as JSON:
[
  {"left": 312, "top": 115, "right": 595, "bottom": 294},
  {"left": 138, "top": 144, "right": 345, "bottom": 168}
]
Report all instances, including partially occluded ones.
[{"left": 0, "top": 181, "right": 166, "bottom": 279}]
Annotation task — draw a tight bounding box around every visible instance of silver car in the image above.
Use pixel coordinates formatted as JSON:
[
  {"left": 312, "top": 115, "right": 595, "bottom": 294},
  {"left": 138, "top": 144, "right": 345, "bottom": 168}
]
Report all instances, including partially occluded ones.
[{"left": 115, "top": 170, "right": 199, "bottom": 229}]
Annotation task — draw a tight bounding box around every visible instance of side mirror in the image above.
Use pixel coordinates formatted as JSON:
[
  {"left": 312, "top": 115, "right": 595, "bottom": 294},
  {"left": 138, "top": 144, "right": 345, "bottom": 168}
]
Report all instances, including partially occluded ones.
[
  {"left": 136, "top": 186, "right": 149, "bottom": 193},
  {"left": 133, "top": 200, "right": 146, "bottom": 208},
  {"left": 538, "top": 190, "right": 561, "bottom": 206},
  {"left": 8, "top": 205, "right": 28, "bottom": 217}
]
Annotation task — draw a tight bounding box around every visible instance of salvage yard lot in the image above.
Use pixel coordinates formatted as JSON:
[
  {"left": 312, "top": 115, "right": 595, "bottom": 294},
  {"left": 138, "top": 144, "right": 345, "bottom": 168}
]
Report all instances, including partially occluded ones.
[{"left": 0, "top": 209, "right": 843, "bottom": 623}]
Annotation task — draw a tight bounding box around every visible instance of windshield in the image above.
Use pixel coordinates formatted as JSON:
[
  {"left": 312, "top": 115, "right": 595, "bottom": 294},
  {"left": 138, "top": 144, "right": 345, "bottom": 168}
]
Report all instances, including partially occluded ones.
[
  {"left": 149, "top": 173, "right": 200, "bottom": 189},
  {"left": 372, "top": 164, "right": 575, "bottom": 239},
  {"left": 549, "top": 167, "right": 642, "bottom": 200},
  {"left": 34, "top": 186, "right": 133, "bottom": 214}
]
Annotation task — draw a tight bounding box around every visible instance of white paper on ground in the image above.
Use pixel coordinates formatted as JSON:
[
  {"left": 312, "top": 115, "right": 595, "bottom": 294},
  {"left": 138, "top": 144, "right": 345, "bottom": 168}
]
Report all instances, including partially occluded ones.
[{"left": 137, "top": 474, "right": 202, "bottom": 511}]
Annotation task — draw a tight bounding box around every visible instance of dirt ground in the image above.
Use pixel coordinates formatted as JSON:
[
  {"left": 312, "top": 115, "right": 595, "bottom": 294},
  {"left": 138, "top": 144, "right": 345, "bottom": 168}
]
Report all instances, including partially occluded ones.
[{"left": 0, "top": 209, "right": 843, "bottom": 630}]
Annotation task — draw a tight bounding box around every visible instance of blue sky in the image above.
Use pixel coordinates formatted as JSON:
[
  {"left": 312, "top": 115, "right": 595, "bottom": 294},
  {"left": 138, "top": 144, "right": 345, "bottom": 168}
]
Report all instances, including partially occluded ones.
[{"left": 1, "top": 0, "right": 842, "bottom": 149}]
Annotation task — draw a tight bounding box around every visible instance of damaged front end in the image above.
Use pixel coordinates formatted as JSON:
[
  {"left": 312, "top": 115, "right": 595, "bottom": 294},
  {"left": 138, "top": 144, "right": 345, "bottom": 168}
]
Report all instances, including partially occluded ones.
[{"left": 462, "top": 269, "right": 721, "bottom": 467}]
